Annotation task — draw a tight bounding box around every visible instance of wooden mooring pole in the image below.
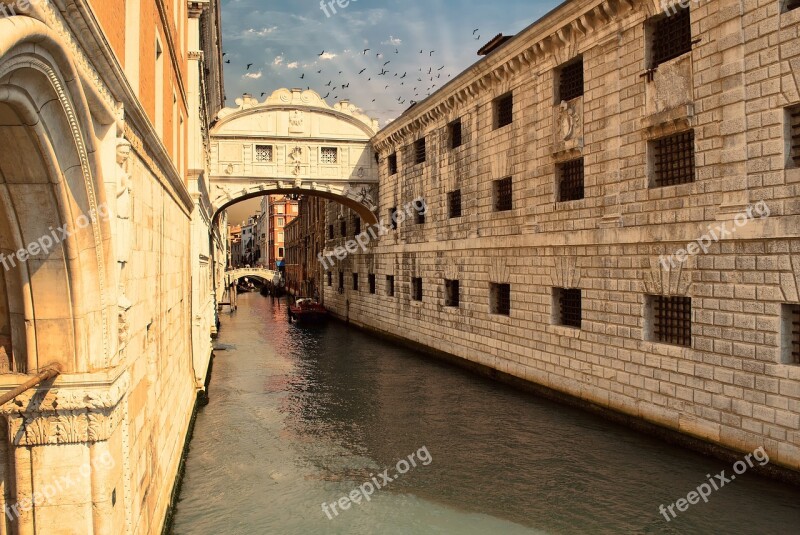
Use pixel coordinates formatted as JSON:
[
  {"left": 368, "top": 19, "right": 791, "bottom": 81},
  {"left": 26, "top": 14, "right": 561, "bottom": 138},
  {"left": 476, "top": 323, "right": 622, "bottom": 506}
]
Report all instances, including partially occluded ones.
[{"left": 0, "top": 364, "right": 62, "bottom": 406}]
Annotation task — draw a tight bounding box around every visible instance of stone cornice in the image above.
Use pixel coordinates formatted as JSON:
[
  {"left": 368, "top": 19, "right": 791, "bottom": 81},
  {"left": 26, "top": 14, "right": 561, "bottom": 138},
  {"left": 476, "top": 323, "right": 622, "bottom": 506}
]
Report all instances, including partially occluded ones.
[{"left": 372, "top": 0, "right": 638, "bottom": 153}]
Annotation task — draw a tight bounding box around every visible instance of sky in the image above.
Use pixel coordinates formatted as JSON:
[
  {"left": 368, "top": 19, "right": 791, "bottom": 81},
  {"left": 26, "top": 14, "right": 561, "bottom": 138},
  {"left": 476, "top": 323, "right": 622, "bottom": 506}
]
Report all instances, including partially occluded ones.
[{"left": 220, "top": 0, "right": 563, "bottom": 223}]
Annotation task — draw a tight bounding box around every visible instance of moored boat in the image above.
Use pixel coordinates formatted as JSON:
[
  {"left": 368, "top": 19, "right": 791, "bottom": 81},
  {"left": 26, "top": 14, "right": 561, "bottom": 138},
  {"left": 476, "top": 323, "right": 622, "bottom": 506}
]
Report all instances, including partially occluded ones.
[{"left": 288, "top": 298, "right": 328, "bottom": 324}]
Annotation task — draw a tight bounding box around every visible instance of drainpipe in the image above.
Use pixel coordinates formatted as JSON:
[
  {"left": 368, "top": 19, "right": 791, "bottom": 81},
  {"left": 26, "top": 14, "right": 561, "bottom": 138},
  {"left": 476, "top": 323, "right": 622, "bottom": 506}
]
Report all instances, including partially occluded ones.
[{"left": 0, "top": 363, "right": 62, "bottom": 406}]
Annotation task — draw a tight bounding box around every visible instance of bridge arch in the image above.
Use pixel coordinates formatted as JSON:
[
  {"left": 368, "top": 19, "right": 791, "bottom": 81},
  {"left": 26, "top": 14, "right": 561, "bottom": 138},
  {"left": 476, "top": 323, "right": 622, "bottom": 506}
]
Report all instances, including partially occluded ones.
[{"left": 210, "top": 89, "right": 380, "bottom": 225}]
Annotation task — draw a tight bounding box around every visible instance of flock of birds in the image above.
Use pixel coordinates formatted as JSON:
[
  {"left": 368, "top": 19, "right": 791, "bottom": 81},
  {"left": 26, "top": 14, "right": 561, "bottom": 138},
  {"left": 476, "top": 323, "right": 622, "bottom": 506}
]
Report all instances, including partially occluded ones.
[{"left": 224, "top": 28, "right": 487, "bottom": 114}]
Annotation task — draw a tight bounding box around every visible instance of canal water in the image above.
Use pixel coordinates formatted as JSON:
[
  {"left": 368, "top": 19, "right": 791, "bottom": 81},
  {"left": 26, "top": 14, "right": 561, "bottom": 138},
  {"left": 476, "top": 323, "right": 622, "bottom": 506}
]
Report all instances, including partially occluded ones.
[{"left": 171, "top": 293, "right": 800, "bottom": 534}]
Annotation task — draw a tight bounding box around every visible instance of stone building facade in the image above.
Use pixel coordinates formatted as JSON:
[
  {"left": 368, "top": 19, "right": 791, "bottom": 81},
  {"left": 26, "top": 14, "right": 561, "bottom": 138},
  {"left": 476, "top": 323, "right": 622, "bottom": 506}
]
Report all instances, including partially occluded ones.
[
  {"left": 321, "top": 0, "right": 800, "bottom": 472},
  {"left": 0, "top": 0, "right": 223, "bottom": 532},
  {"left": 285, "top": 196, "right": 328, "bottom": 297}
]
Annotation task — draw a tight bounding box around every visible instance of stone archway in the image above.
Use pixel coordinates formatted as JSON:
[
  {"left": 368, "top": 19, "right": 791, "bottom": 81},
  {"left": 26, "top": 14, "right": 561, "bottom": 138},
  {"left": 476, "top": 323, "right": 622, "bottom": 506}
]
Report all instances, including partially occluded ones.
[{"left": 0, "top": 17, "right": 116, "bottom": 376}]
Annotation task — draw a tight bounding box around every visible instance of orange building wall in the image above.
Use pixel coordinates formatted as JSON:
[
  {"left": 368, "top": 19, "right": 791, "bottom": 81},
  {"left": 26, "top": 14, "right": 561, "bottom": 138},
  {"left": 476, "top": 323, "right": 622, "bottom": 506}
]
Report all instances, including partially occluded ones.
[{"left": 88, "top": 0, "right": 126, "bottom": 67}]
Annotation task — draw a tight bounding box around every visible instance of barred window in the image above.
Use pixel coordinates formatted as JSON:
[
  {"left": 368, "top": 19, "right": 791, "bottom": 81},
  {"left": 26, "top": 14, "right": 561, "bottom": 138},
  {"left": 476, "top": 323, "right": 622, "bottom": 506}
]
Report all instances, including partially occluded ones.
[
  {"left": 388, "top": 153, "right": 398, "bottom": 175},
  {"left": 412, "top": 277, "right": 423, "bottom": 301},
  {"left": 415, "top": 204, "right": 425, "bottom": 225},
  {"left": 389, "top": 207, "right": 398, "bottom": 230},
  {"left": 328, "top": 225, "right": 334, "bottom": 239},
  {"left": 494, "top": 177, "right": 513, "bottom": 212},
  {"left": 449, "top": 119, "right": 463, "bottom": 149},
  {"left": 558, "top": 158, "right": 585, "bottom": 202},
  {"left": 557, "top": 58, "right": 584, "bottom": 102},
  {"left": 788, "top": 105, "right": 800, "bottom": 168},
  {"left": 369, "top": 274, "right": 376, "bottom": 294},
  {"left": 448, "top": 190, "right": 462, "bottom": 218},
  {"left": 782, "top": 304, "right": 800, "bottom": 364},
  {"left": 786, "top": 0, "right": 800, "bottom": 11},
  {"left": 327, "top": 272, "right": 332, "bottom": 287},
  {"left": 650, "top": 295, "right": 692, "bottom": 347},
  {"left": 414, "top": 138, "right": 426, "bottom": 164},
  {"left": 352, "top": 273, "right": 359, "bottom": 291},
  {"left": 354, "top": 217, "right": 361, "bottom": 236},
  {"left": 338, "top": 271, "right": 344, "bottom": 292},
  {"left": 255, "top": 144, "right": 273, "bottom": 162},
  {"left": 321, "top": 147, "right": 338, "bottom": 164},
  {"left": 554, "top": 288, "right": 582, "bottom": 328},
  {"left": 340, "top": 221, "right": 347, "bottom": 237},
  {"left": 491, "top": 283, "right": 511, "bottom": 316},
  {"left": 651, "top": 7, "right": 692, "bottom": 69},
  {"left": 494, "top": 93, "right": 513, "bottom": 129},
  {"left": 652, "top": 131, "right": 695, "bottom": 187},
  {"left": 445, "top": 280, "right": 460, "bottom": 307},
  {"left": 387, "top": 275, "right": 395, "bottom": 297}
]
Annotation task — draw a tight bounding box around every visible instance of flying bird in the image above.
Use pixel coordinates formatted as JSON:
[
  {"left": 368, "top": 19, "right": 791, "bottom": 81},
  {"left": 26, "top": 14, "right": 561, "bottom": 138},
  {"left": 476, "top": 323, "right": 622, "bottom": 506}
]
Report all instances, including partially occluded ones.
[
  {"left": 318, "top": 50, "right": 326, "bottom": 56},
  {"left": 384, "top": 61, "right": 391, "bottom": 66},
  {"left": 225, "top": 59, "right": 231, "bottom": 64},
  {"left": 300, "top": 73, "right": 305, "bottom": 79},
  {"left": 326, "top": 80, "right": 332, "bottom": 86},
  {"left": 261, "top": 92, "right": 266, "bottom": 97},
  {"left": 430, "top": 50, "right": 435, "bottom": 56},
  {"left": 359, "top": 68, "right": 366, "bottom": 74},
  {"left": 222, "top": 52, "right": 227, "bottom": 57},
  {"left": 475, "top": 35, "right": 481, "bottom": 40},
  {"left": 323, "top": 92, "right": 330, "bottom": 98},
  {"left": 379, "top": 69, "right": 389, "bottom": 76},
  {"left": 473, "top": 29, "right": 479, "bottom": 34},
  {"left": 363, "top": 49, "right": 370, "bottom": 55},
  {"left": 438, "top": 66, "right": 444, "bottom": 70},
  {"left": 401, "top": 72, "right": 407, "bottom": 78},
  {"left": 247, "top": 63, "right": 253, "bottom": 70}
]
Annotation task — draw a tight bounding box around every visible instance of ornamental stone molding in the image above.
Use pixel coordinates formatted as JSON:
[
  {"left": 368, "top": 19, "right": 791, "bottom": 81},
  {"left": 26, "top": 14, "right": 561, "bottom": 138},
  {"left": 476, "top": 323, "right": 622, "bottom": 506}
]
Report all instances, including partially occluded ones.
[{"left": 0, "top": 371, "right": 130, "bottom": 446}]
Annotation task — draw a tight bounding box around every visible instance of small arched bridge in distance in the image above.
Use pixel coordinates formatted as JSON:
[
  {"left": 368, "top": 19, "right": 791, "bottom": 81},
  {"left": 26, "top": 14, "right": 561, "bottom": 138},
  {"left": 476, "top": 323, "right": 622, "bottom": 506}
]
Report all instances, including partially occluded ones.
[{"left": 225, "top": 268, "right": 282, "bottom": 286}]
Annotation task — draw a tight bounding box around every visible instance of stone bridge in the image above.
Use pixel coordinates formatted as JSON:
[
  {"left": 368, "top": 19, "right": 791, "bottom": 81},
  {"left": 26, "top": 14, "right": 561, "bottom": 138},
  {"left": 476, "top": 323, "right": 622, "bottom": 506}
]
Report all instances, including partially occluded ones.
[
  {"left": 225, "top": 268, "right": 282, "bottom": 286},
  {"left": 210, "top": 89, "right": 380, "bottom": 224}
]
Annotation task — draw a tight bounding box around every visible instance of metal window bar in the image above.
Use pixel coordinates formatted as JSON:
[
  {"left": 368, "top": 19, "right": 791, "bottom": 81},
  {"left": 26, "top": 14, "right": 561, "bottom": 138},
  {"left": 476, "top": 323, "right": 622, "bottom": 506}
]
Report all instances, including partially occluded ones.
[
  {"left": 790, "top": 106, "right": 800, "bottom": 167},
  {"left": 414, "top": 138, "right": 426, "bottom": 164},
  {"left": 412, "top": 278, "right": 423, "bottom": 301},
  {"left": 653, "top": 131, "right": 695, "bottom": 187},
  {"left": 449, "top": 190, "right": 462, "bottom": 218},
  {"left": 255, "top": 145, "right": 272, "bottom": 162},
  {"left": 450, "top": 120, "right": 463, "bottom": 149},
  {"left": 495, "top": 177, "right": 513, "bottom": 212},
  {"left": 496, "top": 94, "right": 513, "bottom": 128},
  {"left": 652, "top": 7, "right": 692, "bottom": 68},
  {"left": 790, "top": 305, "right": 800, "bottom": 364},
  {"left": 493, "top": 284, "right": 511, "bottom": 315},
  {"left": 388, "top": 153, "right": 398, "bottom": 175},
  {"left": 321, "top": 147, "right": 338, "bottom": 164},
  {"left": 653, "top": 295, "right": 692, "bottom": 347},
  {"left": 387, "top": 276, "right": 395, "bottom": 297},
  {"left": 445, "top": 280, "right": 460, "bottom": 307},
  {"left": 559, "top": 288, "right": 582, "bottom": 328},
  {"left": 559, "top": 59, "right": 584, "bottom": 102},
  {"left": 369, "top": 274, "right": 376, "bottom": 294},
  {"left": 559, "top": 158, "right": 585, "bottom": 201}
]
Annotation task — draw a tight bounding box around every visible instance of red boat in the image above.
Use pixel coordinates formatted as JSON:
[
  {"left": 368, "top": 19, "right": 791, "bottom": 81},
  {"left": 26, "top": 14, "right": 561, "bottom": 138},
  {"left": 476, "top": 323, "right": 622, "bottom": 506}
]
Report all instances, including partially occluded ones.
[{"left": 288, "top": 298, "right": 328, "bottom": 324}]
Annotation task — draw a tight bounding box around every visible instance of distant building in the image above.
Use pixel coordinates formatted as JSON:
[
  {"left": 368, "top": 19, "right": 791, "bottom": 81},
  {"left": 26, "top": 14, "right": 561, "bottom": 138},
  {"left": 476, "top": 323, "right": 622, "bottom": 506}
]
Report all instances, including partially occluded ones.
[
  {"left": 285, "top": 196, "right": 327, "bottom": 298},
  {"left": 267, "top": 195, "right": 298, "bottom": 270}
]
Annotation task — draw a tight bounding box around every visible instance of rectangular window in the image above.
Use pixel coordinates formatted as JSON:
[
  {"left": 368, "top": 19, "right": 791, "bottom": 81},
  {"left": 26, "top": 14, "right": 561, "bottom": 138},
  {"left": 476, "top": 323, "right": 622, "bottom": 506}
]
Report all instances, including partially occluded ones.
[
  {"left": 278, "top": 247, "right": 284, "bottom": 257},
  {"left": 340, "top": 221, "right": 347, "bottom": 237},
  {"left": 448, "top": 189, "right": 462, "bottom": 218},
  {"left": 445, "top": 280, "right": 460, "bottom": 307},
  {"left": 786, "top": 0, "right": 800, "bottom": 11},
  {"left": 338, "top": 271, "right": 344, "bottom": 292},
  {"left": 557, "top": 58, "right": 584, "bottom": 102},
  {"left": 449, "top": 119, "right": 463, "bottom": 149},
  {"left": 414, "top": 138, "right": 426, "bottom": 164},
  {"left": 652, "top": 130, "right": 695, "bottom": 187},
  {"left": 389, "top": 207, "right": 398, "bottom": 229},
  {"left": 277, "top": 217, "right": 285, "bottom": 226},
  {"left": 557, "top": 158, "right": 585, "bottom": 202},
  {"left": 781, "top": 304, "right": 800, "bottom": 364},
  {"left": 651, "top": 6, "right": 692, "bottom": 69},
  {"left": 328, "top": 225, "right": 334, "bottom": 239},
  {"left": 490, "top": 283, "right": 511, "bottom": 316},
  {"left": 494, "top": 177, "right": 513, "bottom": 212},
  {"left": 321, "top": 147, "right": 338, "bottom": 164},
  {"left": 787, "top": 105, "right": 800, "bottom": 168},
  {"left": 494, "top": 92, "right": 513, "bottom": 129},
  {"left": 369, "top": 274, "right": 376, "bottom": 294},
  {"left": 554, "top": 288, "right": 582, "bottom": 328},
  {"left": 649, "top": 295, "right": 692, "bottom": 347},
  {"left": 411, "top": 277, "right": 423, "bottom": 301},
  {"left": 327, "top": 272, "right": 332, "bottom": 287},
  {"left": 155, "top": 35, "right": 164, "bottom": 137},
  {"left": 352, "top": 273, "right": 359, "bottom": 291},
  {"left": 255, "top": 145, "right": 273, "bottom": 162},
  {"left": 415, "top": 204, "right": 425, "bottom": 225},
  {"left": 387, "top": 275, "right": 395, "bottom": 297},
  {"left": 388, "top": 153, "right": 398, "bottom": 175}
]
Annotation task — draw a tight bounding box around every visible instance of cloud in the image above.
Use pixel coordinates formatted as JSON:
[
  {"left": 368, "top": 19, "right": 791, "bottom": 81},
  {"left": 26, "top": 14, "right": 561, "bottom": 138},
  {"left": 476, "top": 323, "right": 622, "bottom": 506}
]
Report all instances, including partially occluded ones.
[
  {"left": 272, "top": 56, "right": 284, "bottom": 66},
  {"left": 246, "top": 26, "right": 278, "bottom": 37},
  {"left": 287, "top": 62, "right": 299, "bottom": 69},
  {"left": 244, "top": 71, "right": 263, "bottom": 79},
  {"left": 382, "top": 36, "right": 402, "bottom": 46},
  {"left": 320, "top": 52, "right": 337, "bottom": 60}
]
